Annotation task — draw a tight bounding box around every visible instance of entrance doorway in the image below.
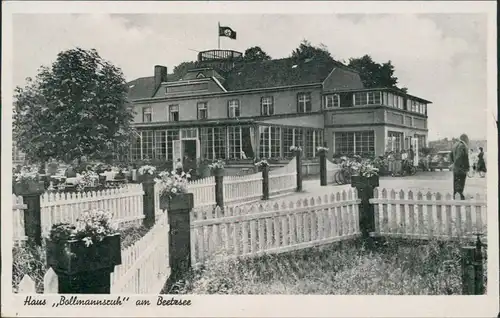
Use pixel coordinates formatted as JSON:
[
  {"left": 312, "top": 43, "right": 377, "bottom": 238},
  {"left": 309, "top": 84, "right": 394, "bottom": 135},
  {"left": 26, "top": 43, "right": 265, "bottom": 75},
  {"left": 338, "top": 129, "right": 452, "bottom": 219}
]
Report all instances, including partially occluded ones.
[{"left": 182, "top": 140, "right": 197, "bottom": 161}]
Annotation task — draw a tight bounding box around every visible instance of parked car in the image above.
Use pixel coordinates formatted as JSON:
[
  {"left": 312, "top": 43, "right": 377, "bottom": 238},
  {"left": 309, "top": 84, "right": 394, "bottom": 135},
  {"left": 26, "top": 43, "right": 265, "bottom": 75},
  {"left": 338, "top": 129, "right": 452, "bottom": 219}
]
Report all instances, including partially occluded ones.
[{"left": 429, "top": 150, "right": 451, "bottom": 171}]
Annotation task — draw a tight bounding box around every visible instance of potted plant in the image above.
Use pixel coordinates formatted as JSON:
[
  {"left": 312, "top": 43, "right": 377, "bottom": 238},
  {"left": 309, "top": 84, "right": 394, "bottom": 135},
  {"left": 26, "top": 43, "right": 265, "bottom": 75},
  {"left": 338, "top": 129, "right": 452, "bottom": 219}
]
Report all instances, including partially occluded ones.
[
  {"left": 76, "top": 170, "right": 100, "bottom": 192},
  {"left": 46, "top": 209, "right": 121, "bottom": 275},
  {"left": 290, "top": 145, "right": 302, "bottom": 153},
  {"left": 208, "top": 159, "right": 225, "bottom": 177},
  {"left": 350, "top": 160, "right": 380, "bottom": 188},
  {"left": 254, "top": 159, "right": 270, "bottom": 172},
  {"left": 13, "top": 166, "right": 45, "bottom": 195},
  {"left": 155, "top": 170, "right": 194, "bottom": 211},
  {"left": 138, "top": 165, "right": 156, "bottom": 182}
]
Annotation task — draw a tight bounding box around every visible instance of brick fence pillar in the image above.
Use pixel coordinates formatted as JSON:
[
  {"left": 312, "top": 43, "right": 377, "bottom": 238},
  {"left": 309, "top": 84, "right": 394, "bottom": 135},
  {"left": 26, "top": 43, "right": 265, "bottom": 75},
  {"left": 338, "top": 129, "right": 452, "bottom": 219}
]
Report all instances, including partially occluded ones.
[{"left": 213, "top": 168, "right": 224, "bottom": 208}]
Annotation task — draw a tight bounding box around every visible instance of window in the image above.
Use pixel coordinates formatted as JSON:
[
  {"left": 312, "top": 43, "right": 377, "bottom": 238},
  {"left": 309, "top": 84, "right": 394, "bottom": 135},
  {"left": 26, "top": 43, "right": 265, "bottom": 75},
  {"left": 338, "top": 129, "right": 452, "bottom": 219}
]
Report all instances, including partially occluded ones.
[
  {"left": 227, "top": 100, "right": 240, "bottom": 118},
  {"left": 423, "top": 104, "right": 427, "bottom": 115},
  {"left": 305, "top": 130, "right": 314, "bottom": 158},
  {"left": 197, "top": 102, "right": 208, "bottom": 120},
  {"left": 154, "top": 130, "right": 166, "bottom": 159},
  {"left": 415, "top": 134, "right": 427, "bottom": 149},
  {"left": 141, "top": 131, "right": 154, "bottom": 160},
  {"left": 387, "top": 131, "right": 404, "bottom": 152},
  {"left": 297, "top": 93, "right": 312, "bottom": 113},
  {"left": 324, "top": 94, "right": 340, "bottom": 108},
  {"left": 228, "top": 127, "right": 242, "bottom": 159},
  {"left": 130, "top": 134, "right": 141, "bottom": 161},
  {"left": 283, "top": 128, "right": 295, "bottom": 158},
  {"left": 259, "top": 127, "right": 270, "bottom": 158},
  {"left": 334, "top": 131, "right": 375, "bottom": 155},
  {"left": 261, "top": 96, "right": 274, "bottom": 115},
  {"left": 169, "top": 105, "right": 179, "bottom": 122},
  {"left": 166, "top": 130, "right": 180, "bottom": 161},
  {"left": 270, "top": 127, "right": 281, "bottom": 158},
  {"left": 354, "top": 91, "right": 381, "bottom": 106},
  {"left": 142, "top": 107, "right": 152, "bottom": 122}
]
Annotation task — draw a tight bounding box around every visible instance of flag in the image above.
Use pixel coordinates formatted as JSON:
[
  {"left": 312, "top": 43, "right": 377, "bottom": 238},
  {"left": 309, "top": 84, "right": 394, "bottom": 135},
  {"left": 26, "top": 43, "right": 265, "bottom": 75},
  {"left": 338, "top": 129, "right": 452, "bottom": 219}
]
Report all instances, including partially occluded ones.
[{"left": 219, "top": 25, "right": 237, "bottom": 39}]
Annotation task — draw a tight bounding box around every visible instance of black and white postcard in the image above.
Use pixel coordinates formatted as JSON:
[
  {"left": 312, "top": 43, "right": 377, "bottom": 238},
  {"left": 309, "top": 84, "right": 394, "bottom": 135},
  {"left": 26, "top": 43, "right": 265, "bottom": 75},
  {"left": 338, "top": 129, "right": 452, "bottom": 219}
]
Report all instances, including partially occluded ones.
[{"left": 2, "top": 1, "right": 498, "bottom": 317}]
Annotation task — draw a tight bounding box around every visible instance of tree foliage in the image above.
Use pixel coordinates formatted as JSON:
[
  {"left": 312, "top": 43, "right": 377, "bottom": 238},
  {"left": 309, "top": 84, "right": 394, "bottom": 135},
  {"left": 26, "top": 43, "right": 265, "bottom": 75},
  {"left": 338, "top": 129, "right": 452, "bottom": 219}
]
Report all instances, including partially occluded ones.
[
  {"left": 347, "top": 55, "right": 405, "bottom": 90},
  {"left": 172, "top": 61, "right": 198, "bottom": 79},
  {"left": 243, "top": 46, "right": 271, "bottom": 62},
  {"left": 291, "top": 40, "right": 333, "bottom": 63},
  {"left": 13, "top": 48, "right": 135, "bottom": 164}
]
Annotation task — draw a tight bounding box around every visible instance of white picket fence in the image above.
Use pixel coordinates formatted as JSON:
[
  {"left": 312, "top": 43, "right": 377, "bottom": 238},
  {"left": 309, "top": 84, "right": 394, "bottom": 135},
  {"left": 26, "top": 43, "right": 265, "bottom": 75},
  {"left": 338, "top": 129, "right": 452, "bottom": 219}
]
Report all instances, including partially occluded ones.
[
  {"left": 224, "top": 173, "right": 263, "bottom": 205},
  {"left": 16, "top": 212, "right": 171, "bottom": 294},
  {"left": 110, "top": 212, "right": 170, "bottom": 293},
  {"left": 39, "top": 184, "right": 145, "bottom": 237},
  {"left": 326, "top": 159, "right": 341, "bottom": 184},
  {"left": 187, "top": 176, "right": 216, "bottom": 209},
  {"left": 371, "top": 188, "right": 488, "bottom": 241},
  {"left": 190, "top": 189, "right": 361, "bottom": 266},
  {"left": 13, "top": 195, "right": 27, "bottom": 243},
  {"left": 12, "top": 185, "right": 145, "bottom": 242},
  {"left": 269, "top": 157, "right": 297, "bottom": 197}
]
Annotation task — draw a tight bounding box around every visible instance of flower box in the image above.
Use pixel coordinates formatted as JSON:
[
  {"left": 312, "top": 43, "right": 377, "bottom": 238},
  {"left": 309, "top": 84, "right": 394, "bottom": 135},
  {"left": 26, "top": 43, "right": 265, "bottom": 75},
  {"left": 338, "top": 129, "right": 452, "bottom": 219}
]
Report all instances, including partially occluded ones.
[
  {"left": 350, "top": 175, "right": 379, "bottom": 188},
  {"left": 13, "top": 181, "right": 45, "bottom": 195},
  {"left": 211, "top": 167, "right": 224, "bottom": 177},
  {"left": 160, "top": 193, "right": 194, "bottom": 211},
  {"left": 46, "top": 234, "right": 121, "bottom": 276}
]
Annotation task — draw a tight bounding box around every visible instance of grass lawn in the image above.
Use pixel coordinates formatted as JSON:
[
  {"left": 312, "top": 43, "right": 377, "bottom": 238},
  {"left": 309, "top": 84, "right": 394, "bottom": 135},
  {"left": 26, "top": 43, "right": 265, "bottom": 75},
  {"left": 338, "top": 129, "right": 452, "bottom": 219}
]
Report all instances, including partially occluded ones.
[{"left": 174, "top": 239, "right": 487, "bottom": 295}]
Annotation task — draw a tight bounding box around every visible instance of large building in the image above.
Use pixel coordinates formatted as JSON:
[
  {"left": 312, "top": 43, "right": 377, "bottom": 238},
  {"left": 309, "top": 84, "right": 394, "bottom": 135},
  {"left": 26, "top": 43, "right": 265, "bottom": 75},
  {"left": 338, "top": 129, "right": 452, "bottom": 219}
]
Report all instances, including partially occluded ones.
[{"left": 126, "top": 49, "right": 430, "bottom": 164}]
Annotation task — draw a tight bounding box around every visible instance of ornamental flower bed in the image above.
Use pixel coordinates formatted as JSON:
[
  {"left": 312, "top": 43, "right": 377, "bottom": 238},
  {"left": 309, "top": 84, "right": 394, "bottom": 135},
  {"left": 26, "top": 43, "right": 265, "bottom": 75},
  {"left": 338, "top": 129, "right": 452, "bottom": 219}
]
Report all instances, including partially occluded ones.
[
  {"left": 155, "top": 170, "right": 194, "bottom": 211},
  {"left": 46, "top": 209, "right": 121, "bottom": 275}
]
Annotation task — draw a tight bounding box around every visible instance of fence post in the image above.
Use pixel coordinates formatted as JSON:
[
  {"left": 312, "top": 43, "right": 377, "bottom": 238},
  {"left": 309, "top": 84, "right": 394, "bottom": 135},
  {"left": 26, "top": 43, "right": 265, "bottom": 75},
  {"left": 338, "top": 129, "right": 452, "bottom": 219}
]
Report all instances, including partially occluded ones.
[
  {"left": 164, "top": 193, "right": 194, "bottom": 292},
  {"left": 351, "top": 176, "right": 378, "bottom": 247},
  {"left": 295, "top": 150, "right": 303, "bottom": 192},
  {"left": 474, "top": 235, "right": 485, "bottom": 295},
  {"left": 262, "top": 165, "right": 269, "bottom": 200},
  {"left": 213, "top": 168, "right": 224, "bottom": 208},
  {"left": 142, "top": 178, "right": 156, "bottom": 228},
  {"left": 16, "top": 181, "right": 45, "bottom": 246},
  {"left": 461, "top": 246, "right": 476, "bottom": 295},
  {"left": 319, "top": 151, "right": 327, "bottom": 186}
]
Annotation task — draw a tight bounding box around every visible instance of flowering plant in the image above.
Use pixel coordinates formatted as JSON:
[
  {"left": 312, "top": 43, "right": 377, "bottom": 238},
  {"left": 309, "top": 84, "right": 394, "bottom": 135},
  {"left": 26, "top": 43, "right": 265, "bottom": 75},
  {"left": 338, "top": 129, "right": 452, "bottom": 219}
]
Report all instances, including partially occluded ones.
[
  {"left": 316, "top": 146, "right": 329, "bottom": 153},
  {"left": 350, "top": 161, "right": 379, "bottom": 178},
  {"left": 138, "top": 165, "right": 156, "bottom": 175},
  {"left": 76, "top": 170, "right": 99, "bottom": 191},
  {"left": 48, "top": 209, "right": 118, "bottom": 247},
  {"left": 155, "top": 170, "right": 191, "bottom": 198},
  {"left": 289, "top": 145, "right": 302, "bottom": 152},
  {"left": 14, "top": 166, "right": 40, "bottom": 183},
  {"left": 208, "top": 159, "right": 225, "bottom": 170},
  {"left": 254, "top": 159, "right": 269, "bottom": 167}
]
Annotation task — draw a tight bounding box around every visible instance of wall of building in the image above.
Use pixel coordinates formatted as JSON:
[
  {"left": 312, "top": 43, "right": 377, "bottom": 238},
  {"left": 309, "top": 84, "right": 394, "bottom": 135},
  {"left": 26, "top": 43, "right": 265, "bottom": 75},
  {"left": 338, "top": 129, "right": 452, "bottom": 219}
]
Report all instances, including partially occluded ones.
[
  {"left": 258, "top": 113, "right": 324, "bottom": 128},
  {"left": 133, "top": 86, "right": 323, "bottom": 123}
]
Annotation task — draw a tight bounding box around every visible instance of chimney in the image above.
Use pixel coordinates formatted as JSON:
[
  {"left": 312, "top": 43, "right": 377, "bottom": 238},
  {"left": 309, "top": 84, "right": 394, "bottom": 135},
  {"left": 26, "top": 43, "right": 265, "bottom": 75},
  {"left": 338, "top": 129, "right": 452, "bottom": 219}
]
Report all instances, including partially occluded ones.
[{"left": 154, "top": 65, "right": 168, "bottom": 88}]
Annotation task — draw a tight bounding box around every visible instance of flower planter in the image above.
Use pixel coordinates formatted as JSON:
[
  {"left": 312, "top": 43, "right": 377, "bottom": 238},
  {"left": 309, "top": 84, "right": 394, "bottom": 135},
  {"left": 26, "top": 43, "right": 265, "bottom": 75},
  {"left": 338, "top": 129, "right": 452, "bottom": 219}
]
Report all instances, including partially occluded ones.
[
  {"left": 46, "top": 234, "right": 121, "bottom": 276},
  {"left": 139, "top": 173, "right": 156, "bottom": 183},
  {"left": 211, "top": 168, "right": 224, "bottom": 177},
  {"left": 160, "top": 193, "right": 194, "bottom": 211},
  {"left": 350, "top": 175, "right": 379, "bottom": 188},
  {"left": 13, "top": 181, "right": 45, "bottom": 196}
]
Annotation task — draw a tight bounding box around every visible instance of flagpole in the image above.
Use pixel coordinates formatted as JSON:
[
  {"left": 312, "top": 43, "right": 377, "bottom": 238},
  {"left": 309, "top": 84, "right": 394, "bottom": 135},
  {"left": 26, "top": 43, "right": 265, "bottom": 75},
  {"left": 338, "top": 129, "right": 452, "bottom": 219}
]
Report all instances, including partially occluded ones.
[{"left": 218, "top": 22, "right": 221, "bottom": 49}]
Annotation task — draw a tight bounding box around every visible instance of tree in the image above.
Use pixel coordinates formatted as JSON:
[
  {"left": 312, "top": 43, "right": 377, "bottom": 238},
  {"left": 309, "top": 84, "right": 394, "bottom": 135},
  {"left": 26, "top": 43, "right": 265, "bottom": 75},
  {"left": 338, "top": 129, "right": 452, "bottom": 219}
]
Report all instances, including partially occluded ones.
[
  {"left": 291, "top": 40, "right": 333, "bottom": 63},
  {"left": 13, "top": 48, "right": 135, "bottom": 165},
  {"left": 243, "top": 46, "right": 271, "bottom": 62},
  {"left": 347, "top": 55, "right": 402, "bottom": 89},
  {"left": 172, "top": 61, "right": 198, "bottom": 79}
]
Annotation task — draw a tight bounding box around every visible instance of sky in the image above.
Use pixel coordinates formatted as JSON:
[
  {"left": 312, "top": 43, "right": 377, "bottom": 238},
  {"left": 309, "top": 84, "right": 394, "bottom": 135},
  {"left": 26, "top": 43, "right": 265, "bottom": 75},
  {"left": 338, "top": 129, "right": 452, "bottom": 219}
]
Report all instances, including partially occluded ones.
[{"left": 11, "top": 12, "right": 490, "bottom": 141}]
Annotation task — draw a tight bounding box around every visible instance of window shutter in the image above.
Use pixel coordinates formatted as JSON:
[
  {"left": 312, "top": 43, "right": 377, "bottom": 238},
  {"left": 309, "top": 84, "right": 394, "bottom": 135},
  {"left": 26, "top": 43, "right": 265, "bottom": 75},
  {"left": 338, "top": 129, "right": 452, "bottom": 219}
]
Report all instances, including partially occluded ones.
[
  {"left": 227, "top": 101, "right": 230, "bottom": 118},
  {"left": 297, "top": 94, "right": 300, "bottom": 113},
  {"left": 236, "top": 101, "right": 240, "bottom": 117},
  {"left": 270, "top": 97, "right": 274, "bottom": 115}
]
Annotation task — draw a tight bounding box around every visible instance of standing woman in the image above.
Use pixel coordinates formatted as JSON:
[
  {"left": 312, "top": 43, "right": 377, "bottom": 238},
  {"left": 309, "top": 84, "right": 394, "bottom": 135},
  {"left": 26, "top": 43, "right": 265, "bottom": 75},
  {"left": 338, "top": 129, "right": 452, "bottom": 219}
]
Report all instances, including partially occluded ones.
[{"left": 476, "top": 147, "right": 487, "bottom": 177}]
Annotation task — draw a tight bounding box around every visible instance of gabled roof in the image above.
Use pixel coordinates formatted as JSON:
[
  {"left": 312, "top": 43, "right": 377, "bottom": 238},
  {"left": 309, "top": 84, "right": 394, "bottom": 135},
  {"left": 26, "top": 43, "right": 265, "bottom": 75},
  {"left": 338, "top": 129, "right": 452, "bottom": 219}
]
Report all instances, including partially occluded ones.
[{"left": 127, "top": 56, "right": 359, "bottom": 100}]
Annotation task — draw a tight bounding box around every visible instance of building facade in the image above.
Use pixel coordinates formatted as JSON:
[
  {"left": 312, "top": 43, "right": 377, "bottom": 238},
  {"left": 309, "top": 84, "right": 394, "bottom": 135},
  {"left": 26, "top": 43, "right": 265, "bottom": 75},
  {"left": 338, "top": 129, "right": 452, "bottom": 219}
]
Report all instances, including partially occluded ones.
[{"left": 126, "top": 49, "right": 430, "bottom": 164}]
